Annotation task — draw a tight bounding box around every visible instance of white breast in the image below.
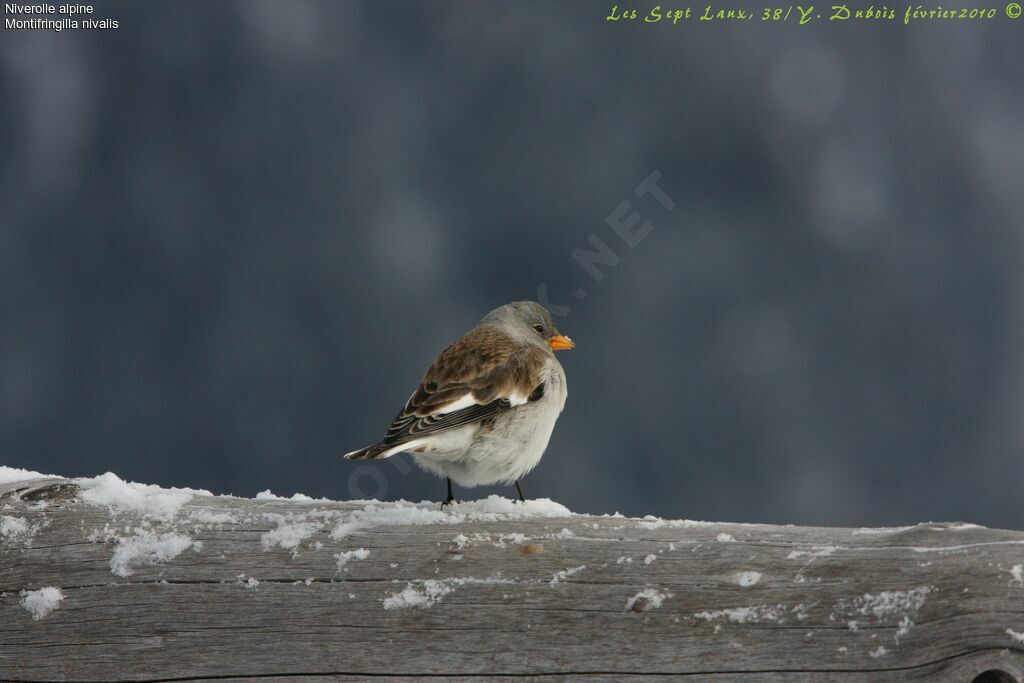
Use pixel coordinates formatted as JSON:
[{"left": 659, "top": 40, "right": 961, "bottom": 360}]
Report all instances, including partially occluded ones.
[{"left": 411, "top": 357, "right": 568, "bottom": 488}]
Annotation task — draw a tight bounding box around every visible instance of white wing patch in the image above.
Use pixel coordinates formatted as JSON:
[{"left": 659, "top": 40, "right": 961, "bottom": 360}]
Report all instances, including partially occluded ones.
[
  {"left": 431, "top": 394, "right": 479, "bottom": 415},
  {"left": 432, "top": 390, "right": 530, "bottom": 416},
  {"left": 507, "top": 391, "right": 531, "bottom": 407}
]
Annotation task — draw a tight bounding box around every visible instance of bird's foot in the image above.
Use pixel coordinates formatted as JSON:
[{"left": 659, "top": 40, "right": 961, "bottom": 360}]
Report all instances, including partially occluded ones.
[{"left": 441, "top": 478, "right": 460, "bottom": 509}]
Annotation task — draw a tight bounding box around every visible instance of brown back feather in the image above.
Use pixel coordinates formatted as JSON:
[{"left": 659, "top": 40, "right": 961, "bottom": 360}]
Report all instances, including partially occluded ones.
[
  {"left": 406, "top": 326, "right": 546, "bottom": 417},
  {"left": 361, "top": 327, "right": 548, "bottom": 453}
]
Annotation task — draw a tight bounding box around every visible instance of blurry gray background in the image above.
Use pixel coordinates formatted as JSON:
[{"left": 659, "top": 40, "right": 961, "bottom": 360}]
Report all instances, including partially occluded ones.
[{"left": 2, "top": 0, "right": 1023, "bottom": 528}]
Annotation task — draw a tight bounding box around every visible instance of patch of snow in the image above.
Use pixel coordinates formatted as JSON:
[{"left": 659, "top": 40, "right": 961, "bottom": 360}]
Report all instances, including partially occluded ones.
[
  {"left": 792, "top": 603, "right": 814, "bottom": 620},
  {"left": 626, "top": 588, "right": 670, "bottom": 611},
  {"left": 0, "top": 465, "right": 51, "bottom": 484},
  {"left": 331, "top": 496, "right": 571, "bottom": 539},
  {"left": 189, "top": 510, "right": 238, "bottom": 524},
  {"left": 498, "top": 532, "right": 530, "bottom": 546},
  {"left": 261, "top": 520, "right": 317, "bottom": 554},
  {"left": 617, "top": 556, "right": 633, "bottom": 564},
  {"left": 716, "top": 533, "right": 735, "bottom": 543},
  {"left": 383, "top": 579, "right": 453, "bottom": 610},
  {"left": 0, "top": 515, "right": 32, "bottom": 541},
  {"left": 382, "top": 575, "right": 513, "bottom": 610},
  {"left": 696, "top": 604, "right": 786, "bottom": 624},
  {"left": 789, "top": 546, "right": 844, "bottom": 583},
  {"left": 456, "top": 532, "right": 531, "bottom": 549},
  {"left": 78, "top": 472, "right": 205, "bottom": 520},
  {"left": 549, "top": 565, "right": 586, "bottom": 586},
  {"left": 255, "top": 489, "right": 319, "bottom": 502},
  {"left": 908, "top": 540, "right": 1024, "bottom": 553},
  {"left": 1010, "top": 564, "right": 1023, "bottom": 585},
  {"left": 109, "top": 531, "right": 195, "bottom": 577},
  {"left": 787, "top": 545, "right": 843, "bottom": 560},
  {"left": 334, "top": 548, "right": 370, "bottom": 571},
  {"left": 869, "top": 646, "right": 888, "bottom": 658},
  {"left": 854, "top": 587, "right": 932, "bottom": 619},
  {"left": 739, "top": 571, "right": 762, "bottom": 587},
  {"left": 236, "top": 575, "right": 259, "bottom": 588},
  {"left": 20, "top": 587, "right": 64, "bottom": 620},
  {"left": 455, "top": 496, "right": 572, "bottom": 518},
  {"left": 637, "top": 515, "right": 712, "bottom": 530},
  {"left": 332, "top": 504, "right": 449, "bottom": 538},
  {"left": 85, "top": 523, "right": 119, "bottom": 544},
  {"left": 643, "top": 554, "right": 657, "bottom": 565},
  {"left": 1007, "top": 629, "right": 1024, "bottom": 644},
  {"left": 895, "top": 616, "right": 912, "bottom": 643}
]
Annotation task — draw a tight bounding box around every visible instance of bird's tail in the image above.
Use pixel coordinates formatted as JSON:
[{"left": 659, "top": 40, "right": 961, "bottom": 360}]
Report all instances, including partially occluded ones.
[{"left": 343, "top": 442, "right": 394, "bottom": 460}]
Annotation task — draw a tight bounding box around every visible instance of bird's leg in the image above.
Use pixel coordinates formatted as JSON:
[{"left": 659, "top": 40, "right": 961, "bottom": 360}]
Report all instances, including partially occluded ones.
[
  {"left": 514, "top": 479, "right": 526, "bottom": 503},
  {"left": 441, "top": 477, "right": 458, "bottom": 509}
]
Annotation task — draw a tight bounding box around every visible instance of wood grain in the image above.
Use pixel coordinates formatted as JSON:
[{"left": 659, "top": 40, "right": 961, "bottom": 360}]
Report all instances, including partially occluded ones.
[{"left": 2, "top": 477, "right": 1023, "bottom": 682}]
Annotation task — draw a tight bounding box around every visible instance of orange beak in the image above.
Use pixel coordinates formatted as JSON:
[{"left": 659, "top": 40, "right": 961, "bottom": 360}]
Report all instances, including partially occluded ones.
[{"left": 548, "top": 334, "right": 575, "bottom": 351}]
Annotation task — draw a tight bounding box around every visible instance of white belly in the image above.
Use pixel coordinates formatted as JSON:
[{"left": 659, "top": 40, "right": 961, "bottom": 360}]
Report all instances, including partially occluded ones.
[{"left": 411, "top": 360, "right": 567, "bottom": 487}]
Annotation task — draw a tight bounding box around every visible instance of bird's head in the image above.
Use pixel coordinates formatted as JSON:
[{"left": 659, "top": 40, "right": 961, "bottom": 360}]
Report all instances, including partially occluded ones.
[{"left": 485, "top": 301, "right": 575, "bottom": 352}]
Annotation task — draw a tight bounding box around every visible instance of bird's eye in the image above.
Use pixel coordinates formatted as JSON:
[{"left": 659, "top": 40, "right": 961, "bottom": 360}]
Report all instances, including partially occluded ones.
[{"left": 533, "top": 324, "right": 545, "bottom": 334}]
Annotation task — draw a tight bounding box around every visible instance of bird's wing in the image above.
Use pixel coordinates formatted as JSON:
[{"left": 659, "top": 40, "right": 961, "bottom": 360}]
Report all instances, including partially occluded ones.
[{"left": 376, "top": 327, "right": 549, "bottom": 452}]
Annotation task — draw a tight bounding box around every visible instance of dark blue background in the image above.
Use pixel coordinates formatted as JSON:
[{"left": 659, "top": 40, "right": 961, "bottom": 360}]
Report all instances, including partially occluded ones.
[{"left": 3, "top": 1, "right": 1022, "bottom": 528}]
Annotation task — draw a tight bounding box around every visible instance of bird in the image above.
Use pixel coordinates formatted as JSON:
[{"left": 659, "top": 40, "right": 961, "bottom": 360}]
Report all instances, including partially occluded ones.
[{"left": 344, "top": 301, "right": 573, "bottom": 506}]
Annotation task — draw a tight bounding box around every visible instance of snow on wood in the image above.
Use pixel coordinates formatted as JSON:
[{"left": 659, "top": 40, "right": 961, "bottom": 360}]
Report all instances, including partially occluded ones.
[
  {"left": 19, "top": 586, "right": 64, "bottom": 621},
  {"left": 1, "top": 472, "right": 1023, "bottom": 681}
]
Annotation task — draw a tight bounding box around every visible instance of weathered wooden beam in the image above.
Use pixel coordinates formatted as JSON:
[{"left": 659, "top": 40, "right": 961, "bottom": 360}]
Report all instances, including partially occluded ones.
[{"left": 2, "top": 475, "right": 1023, "bottom": 682}]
